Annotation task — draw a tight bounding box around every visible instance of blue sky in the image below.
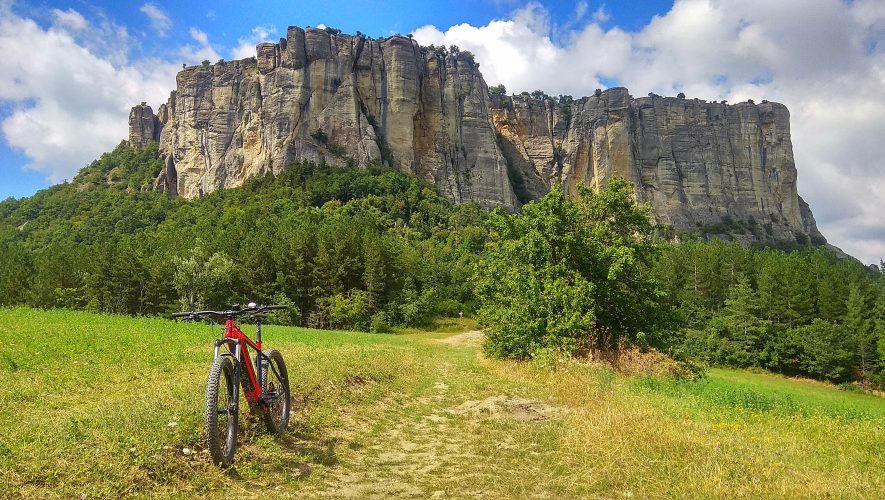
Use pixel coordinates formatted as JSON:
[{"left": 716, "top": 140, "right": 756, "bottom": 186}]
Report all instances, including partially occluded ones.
[
  {"left": 0, "top": 0, "right": 672, "bottom": 198},
  {"left": 1, "top": 0, "right": 884, "bottom": 263}
]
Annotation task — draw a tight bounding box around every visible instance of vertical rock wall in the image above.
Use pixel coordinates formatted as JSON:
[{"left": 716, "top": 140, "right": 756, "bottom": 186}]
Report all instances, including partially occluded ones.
[
  {"left": 129, "top": 27, "right": 822, "bottom": 244},
  {"left": 138, "top": 27, "right": 516, "bottom": 210},
  {"left": 492, "top": 90, "right": 824, "bottom": 242}
]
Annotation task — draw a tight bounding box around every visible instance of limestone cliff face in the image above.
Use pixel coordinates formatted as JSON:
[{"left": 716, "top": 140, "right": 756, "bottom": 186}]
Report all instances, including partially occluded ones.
[
  {"left": 129, "top": 27, "right": 822, "bottom": 244},
  {"left": 134, "top": 27, "right": 516, "bottom": 209},
  {"left": 128, "top": 103, "right": 160, "bottom": 148},
  {"left": 492, "top": 89, "right": 825, "bottom": 243}
]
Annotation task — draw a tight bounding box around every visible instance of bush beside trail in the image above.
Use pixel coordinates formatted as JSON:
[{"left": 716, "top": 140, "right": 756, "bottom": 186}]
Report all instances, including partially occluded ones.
[{"left": 476, "top": 179, "right": 673, "bottom": 359}]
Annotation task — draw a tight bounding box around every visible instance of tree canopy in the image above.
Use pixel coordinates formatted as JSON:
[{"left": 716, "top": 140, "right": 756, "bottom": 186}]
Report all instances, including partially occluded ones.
[
  {"left": 1, "top": 144, "right": 884, "bottom": 386},
  {"left": 476, "top": 180, "right": 673, "bottom": 359}
]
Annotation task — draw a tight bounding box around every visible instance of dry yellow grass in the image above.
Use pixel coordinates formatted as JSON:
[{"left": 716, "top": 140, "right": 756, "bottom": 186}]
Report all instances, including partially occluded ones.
[{"left": 1, "top": 308, "right": 882, "bottom": 498}]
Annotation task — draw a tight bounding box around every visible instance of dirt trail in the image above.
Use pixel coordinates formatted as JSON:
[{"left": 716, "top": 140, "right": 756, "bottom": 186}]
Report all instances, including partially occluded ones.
[
  {"left": 317, "top": 366, "right": 479, "bottom": 497},
  {"left": 311, "top": 330, "right": 560, "bottom": 498},
  {"left": 435, "top": 330, "right": 483, "bottom": 346}
]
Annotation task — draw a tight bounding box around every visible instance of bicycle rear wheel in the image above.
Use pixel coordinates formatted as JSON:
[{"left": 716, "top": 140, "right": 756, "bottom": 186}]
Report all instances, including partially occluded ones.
[
  {"left": 205, "top": 356, "right": 238, "bottom": 467},
  {"left": 260, "top": 349, "right": 291, "bottom": 433}
]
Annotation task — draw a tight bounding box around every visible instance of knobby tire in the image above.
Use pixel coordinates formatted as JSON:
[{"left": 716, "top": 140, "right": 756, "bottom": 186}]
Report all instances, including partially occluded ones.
[{"left": 205, "top": 356, "right": 238, "bottom": 467}]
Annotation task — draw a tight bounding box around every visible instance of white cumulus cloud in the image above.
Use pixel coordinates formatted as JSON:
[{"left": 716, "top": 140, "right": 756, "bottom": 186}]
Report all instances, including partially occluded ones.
[
  {"left": 140, "top": 3, "right": 172, "bottom": 37},
  {"left": 231, "top": 25, "right": 277, "bottom": 60},
  {"left": 0, "top": 7, "right": 178, "bottom": 183},
  {"left": 178, "top": 27, "right": 222, "bottom": 63},
  {"left": 412, "top": 0, "right": 885, "bottom": 264},
  {"left": 51, "top": 8, "right": 87, "bottom": 32}
]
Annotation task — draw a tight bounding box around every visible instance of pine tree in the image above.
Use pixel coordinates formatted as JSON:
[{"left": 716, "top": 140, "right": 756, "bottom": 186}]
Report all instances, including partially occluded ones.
[
  {"left": 796, "top": 319, "right": 853, "bottom": 382},
  {"left": 845, "top": 284, "right": 873, "bottom": 381},
  {"left": 714, "top": 274, "right": 771, "bottom": 367},
  {"left": 362, "top": 233, "right": 388, "bottom": 311},
  {"left": 875, "top": 280, "right": 885, "bottom": 375}
]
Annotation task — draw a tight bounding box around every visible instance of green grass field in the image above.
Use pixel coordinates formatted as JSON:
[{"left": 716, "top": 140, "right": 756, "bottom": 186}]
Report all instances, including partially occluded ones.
[{"left": 1, "top": 308, "right": 883, "bottom": 498}]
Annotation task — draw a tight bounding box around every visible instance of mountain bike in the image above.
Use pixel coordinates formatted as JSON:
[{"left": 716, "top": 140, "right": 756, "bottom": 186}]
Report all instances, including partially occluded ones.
[{"left": 173, "top": 303, "right": 291, "bottom": 467}]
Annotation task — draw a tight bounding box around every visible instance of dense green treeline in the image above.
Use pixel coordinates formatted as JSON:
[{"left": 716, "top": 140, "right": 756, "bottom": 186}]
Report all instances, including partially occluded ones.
[
  {"left": 1, "top": 144, "right": 883, "bottom": 386},
  {"left": 0, "top": 144, "right": 485, "bottom": 332},
  {"left": 653, "top": 240, "right": 885, "bottom": 385}
]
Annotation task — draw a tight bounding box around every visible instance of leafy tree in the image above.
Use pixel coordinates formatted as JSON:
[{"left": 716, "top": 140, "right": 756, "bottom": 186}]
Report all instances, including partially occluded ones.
[
  {"left": 326, "top": 290, "right": 372, "bottom": 331},
  {"left": 488, "top": 84, "right": 507, "bottom": 96},
  {"left": 476, "top": 179, "right": 672, "bottom": 359},
  {"left": 573, "top": 180, "right": 674, "bottom": 348},
  {"left": 476, "top": 191, "right": 595, "bottom": 359},
  {"left": 173, "top": 247, "right": 236, "bottom": 310}
]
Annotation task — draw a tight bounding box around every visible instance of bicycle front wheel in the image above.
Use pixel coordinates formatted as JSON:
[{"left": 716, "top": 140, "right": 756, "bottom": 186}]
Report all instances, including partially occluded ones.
[
  {"left": 260, "top": 349, "right": 291, "bottom": 433},
  {"left": 205, "top": 355, "right": 238, "bottom": 467}
]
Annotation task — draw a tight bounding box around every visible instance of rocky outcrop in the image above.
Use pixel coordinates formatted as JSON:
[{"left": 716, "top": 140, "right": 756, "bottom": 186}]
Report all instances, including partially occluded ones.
[
  {"left": 129, "top": 26, "right": 823, "bottom": 244},
  {"left": 137, "top": 28, "right": 515, "bottom": 209},
  {"left": 492, "top": 90, "right": 824, "bottom": 243},
  {"left": 128, "top": 103, "right": 160, "bottom": 148}
]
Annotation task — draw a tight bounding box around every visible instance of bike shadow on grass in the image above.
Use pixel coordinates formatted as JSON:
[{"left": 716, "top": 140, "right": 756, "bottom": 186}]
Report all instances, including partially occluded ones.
[{"left": 225, "top": 415, "right": 341, "bottom": 481}]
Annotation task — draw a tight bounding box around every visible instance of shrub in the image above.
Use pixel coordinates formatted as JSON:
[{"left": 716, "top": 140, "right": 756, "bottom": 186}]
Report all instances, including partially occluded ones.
[
  {"left": 476, "top": 179, "right": 673, "bottom": 359},
  {"left": 327, "top": 290, "right": 372, "bottom": 331},
  {"left": 370, "top": 312, "right": 392, "bottom": 333},
  {"left": 326, "top": 142, "right": 346, "bottom": 156},
  {"left": 435, "top": 298, "right": 463, "bottom": 317},
  {"left": 267, "top": 292, "right": 300, "bottom": 326},
  {"left": 489, "top": 84, "right": 507, "bottom": 96},
  {"left": 397, "top": 287, "right": 436, "bottom": 327},
  {"left": 311, "top": 128, "right": 328, "bottom": 144}
]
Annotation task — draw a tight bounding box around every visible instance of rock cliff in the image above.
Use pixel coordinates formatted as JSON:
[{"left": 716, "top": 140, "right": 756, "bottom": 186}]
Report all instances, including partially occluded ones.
[
  {"left": 136, "top": 27, "right": 515, "bottom": 208},
  {"left": 491, "top": 90, "right": 825, "bottom": 243},
  {"left": 130, "top": 26, "right": 823, "bottom": 244}
]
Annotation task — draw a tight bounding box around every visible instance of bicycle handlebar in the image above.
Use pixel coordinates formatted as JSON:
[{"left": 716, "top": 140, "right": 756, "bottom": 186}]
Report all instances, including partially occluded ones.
[{"left": 172, "top": 304, "right": 288, "bottom": 320}]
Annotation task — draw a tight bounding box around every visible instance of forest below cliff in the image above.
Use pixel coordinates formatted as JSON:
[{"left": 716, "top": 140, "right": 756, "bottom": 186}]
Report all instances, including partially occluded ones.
[{"left": 0, "top": 144, "right": 883, "bottom": 387}]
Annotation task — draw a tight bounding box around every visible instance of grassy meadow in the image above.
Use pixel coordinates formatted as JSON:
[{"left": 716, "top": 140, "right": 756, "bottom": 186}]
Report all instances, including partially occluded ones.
[{"left": 1, "top": 308, "right": 883, "bottom": 498}]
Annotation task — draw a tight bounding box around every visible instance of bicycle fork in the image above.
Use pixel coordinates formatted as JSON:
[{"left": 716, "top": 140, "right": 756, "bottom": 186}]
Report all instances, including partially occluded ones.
[{"left": 215, "top": 338, "right": 242, "bottom": 415}]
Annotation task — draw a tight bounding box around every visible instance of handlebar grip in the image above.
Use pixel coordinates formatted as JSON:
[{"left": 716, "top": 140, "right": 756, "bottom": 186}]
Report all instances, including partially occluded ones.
[
  {"left": 263, "top": 305, "right": 289, "bottom": 310},
  {"left": 171, "top": 312, "right": 192, "bottom": 318}
]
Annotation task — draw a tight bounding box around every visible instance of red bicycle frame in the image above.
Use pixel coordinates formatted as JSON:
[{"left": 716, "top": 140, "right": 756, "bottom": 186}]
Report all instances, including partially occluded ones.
[{"left": 218, "top": 318, "right": 263, "bottom": 403}]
